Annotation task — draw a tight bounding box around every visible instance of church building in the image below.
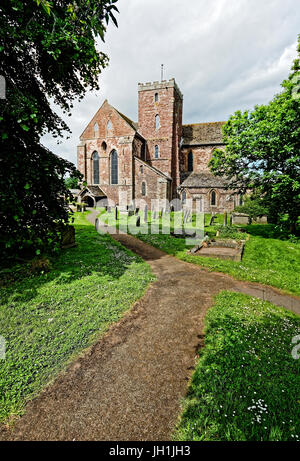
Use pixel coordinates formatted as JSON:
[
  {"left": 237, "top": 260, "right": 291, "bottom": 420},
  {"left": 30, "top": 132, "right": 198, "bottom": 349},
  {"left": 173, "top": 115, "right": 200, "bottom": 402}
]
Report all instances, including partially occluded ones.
[{"left": 77, "top": 78, "right": 240, "bottom": 212}]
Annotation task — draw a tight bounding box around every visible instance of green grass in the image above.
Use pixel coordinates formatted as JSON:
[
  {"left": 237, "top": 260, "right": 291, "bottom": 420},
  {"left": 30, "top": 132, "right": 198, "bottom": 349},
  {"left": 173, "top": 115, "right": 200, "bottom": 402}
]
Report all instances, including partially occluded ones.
[
  {"left": 174, "top": 291, "right": 300, "bottom": 441},
  {"left": 0, "top": 212, "right": 154, "bottom": 423}
]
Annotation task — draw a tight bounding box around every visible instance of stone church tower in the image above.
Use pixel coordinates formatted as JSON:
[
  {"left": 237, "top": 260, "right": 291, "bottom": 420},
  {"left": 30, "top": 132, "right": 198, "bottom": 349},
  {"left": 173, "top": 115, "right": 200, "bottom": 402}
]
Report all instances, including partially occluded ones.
[
  {"left": 77, "top": 77, "right": 240, "bottom": 213},
  {"left": 138, "top": 78, "right": 183, "bottom": 196}
]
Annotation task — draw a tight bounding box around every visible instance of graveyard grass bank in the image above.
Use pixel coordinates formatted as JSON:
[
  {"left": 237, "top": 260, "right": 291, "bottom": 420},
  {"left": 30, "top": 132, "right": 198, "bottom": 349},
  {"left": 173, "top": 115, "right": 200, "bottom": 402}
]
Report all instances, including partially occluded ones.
[{"left": 0, "top": 212, "right": 154, "bottom": 423}]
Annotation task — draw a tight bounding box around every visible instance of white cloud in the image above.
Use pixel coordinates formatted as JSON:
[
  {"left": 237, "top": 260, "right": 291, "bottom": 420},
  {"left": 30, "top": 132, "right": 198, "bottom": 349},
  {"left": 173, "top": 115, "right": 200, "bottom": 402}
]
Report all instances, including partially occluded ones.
[{"left": 42, "top": 0, "right": 300, "bottom": 165}]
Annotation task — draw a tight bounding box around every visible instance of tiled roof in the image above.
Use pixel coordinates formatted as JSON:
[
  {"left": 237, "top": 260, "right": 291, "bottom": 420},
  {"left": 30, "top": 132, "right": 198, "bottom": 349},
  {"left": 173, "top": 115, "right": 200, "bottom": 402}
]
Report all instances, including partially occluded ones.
[
  {"left": 182, "top": 122, "right": 226, "bottom": 146},
  {"left": 80, "top": 186, "right": 107, "bottom": 197},
  {"left": 180, "top": 172, "right": 230, "bottom": 188}
]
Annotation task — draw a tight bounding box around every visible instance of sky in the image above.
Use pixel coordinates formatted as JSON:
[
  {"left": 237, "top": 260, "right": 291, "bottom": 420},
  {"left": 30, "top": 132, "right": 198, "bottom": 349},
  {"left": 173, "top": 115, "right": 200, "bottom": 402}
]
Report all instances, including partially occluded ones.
[{"left": 42, "top": 0, "right": 300, "bottom": 166}]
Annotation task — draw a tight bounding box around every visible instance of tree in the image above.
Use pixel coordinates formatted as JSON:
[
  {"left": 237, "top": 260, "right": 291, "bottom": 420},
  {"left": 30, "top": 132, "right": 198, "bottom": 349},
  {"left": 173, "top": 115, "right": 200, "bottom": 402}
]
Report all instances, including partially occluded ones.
[
  {"left": 0, "top": 0, "right": 118, "bottom": 258},
  {"left": 65, "top": 176, "right": 80, "bottom": 190},
  {"left": 210, "top": 36, "right": 300, "bottom": 234},
  {"left": 235, "top": 193, "right": 269, "bottom": 221}
]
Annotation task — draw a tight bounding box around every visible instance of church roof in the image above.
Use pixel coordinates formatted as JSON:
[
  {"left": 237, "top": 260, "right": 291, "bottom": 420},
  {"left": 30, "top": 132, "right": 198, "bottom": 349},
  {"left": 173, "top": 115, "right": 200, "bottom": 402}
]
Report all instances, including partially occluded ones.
[
  {"left": 79, "top": 185, "right": 107, "bottom": 197},
  {"left": 182, "top": 122, "right": 226, "bottom": 146},
  {"left": 180, "top": 172, "right": 231, "bottom": 188},
  {"left": 135, "top": 156, "right": 172, "bottom": 181}
]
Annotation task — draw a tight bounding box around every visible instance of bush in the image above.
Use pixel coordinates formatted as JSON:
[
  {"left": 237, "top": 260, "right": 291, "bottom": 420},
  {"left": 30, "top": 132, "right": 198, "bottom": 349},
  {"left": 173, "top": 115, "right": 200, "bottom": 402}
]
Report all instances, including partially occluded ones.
[{"left": 235, "top": 195, "right": 269, "bottom": 220}]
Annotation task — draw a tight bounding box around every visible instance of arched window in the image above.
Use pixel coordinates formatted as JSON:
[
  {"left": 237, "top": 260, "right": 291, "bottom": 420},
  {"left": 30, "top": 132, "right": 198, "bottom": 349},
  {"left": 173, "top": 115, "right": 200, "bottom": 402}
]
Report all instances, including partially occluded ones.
[
  {"left": 107, "top": 120, "right": 113, "bottom": 134},
  {"left": 154, "top": 92, "right": 159, "bottom": 103},
  {"left": 140, "top": 165, "right": 143, "bottom": 174},
  {"left": 188, "top": 151, "right": 193, "bottom": 172},
  {"left": 182, "top": 190, "right": 186, "bottom": 204},
  {"left": 211, "top": 190, "right": 216, "bottom": 206},
  {"left": 155, "top": 145, "right": 159, "bottom": 159},
  {"left": 93, "top": 122, "right": 99, "bottom": 138},
  {"left": 101, "top": 141, "right": 107, "bottom": 152},
  {"left": 141, "top": 181, "right": 146, "bottom": 196},
  {"left": 155, "top": 114, "right": 160, "bottom": 130},
  {"left": 110, "top": 150, "right": 118, "bottom": 185},
  {"left": 92, "top": 151, "right": 99, "bottom": 185}
]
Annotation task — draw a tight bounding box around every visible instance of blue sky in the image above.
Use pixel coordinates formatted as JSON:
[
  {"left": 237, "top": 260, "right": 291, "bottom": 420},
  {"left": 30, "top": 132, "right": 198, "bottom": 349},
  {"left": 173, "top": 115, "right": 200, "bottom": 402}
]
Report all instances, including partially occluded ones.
[{"left": 42, "top": 0, "right": 300, "bottom": 166}]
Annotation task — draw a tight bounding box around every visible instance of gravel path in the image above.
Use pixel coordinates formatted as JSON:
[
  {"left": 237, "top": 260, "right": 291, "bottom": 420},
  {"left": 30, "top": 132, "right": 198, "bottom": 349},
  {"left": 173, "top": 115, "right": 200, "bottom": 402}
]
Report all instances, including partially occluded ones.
[{"left": 1, "top": 210, "right": 299, "bottom": 441}]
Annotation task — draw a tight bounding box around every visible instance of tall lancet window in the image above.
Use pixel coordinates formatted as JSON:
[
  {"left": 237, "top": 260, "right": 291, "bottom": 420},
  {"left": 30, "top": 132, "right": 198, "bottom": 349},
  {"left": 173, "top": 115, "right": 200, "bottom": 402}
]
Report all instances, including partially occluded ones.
[
  {"left": 111, "top": 150, "right": 118, "bottom": 185},
  {"left": 155, "top": 114, "right": 160, "bottom": 130},
  {"left": 211, "top": 190, "right": 216, "bottom": 206},
  {"left": 188, "top": 151, "right": 193, "bottom": 172},
  {"left": 155, "top": 145, "right": 159, "bottom": 159},
  {"left": 92, "top": 151, "right": 99, "bottom": 184},
  {"left": 93, "top": 122, "right": 99, "bottom": 138}
]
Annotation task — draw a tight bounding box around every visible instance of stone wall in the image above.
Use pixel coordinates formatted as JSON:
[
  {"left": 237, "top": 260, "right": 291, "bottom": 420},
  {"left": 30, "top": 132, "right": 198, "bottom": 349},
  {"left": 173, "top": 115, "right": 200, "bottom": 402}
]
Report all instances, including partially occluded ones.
[
  {"left": 134, "top": 157, "right": 171, "bottom": 208},
  {"left": 182, "top": 187, "right": 236, "bottom": 214},
  {"left": 138, "top": 78, "right": 182, "bottom": 195}
]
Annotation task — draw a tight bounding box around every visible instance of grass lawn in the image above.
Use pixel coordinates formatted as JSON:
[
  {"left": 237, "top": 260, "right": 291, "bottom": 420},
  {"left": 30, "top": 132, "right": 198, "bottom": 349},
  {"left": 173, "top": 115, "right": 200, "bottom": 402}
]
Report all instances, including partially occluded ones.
[
  {"left": 174, "top": 291, "right": 300, "bottom": 441},
  {"left": 0, "top": 212, "right": 154, "bottom": 423}
]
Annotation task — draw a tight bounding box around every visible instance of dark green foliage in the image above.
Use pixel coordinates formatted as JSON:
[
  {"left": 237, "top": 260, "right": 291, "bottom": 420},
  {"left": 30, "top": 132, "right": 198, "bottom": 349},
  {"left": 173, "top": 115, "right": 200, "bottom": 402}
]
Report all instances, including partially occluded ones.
[
  {"left": 175, "top": 292, "right": 300, "bottom": 441},
  {"left": 216, "top": 226, "right": 246, "bottom": 240},
  {"left": 210, "top": 36, "right": 300, "bottom": 233},
  {"left": 0, "top": 0, "right": 119, "bottom": 258},
  {"left": 64, "top": 176, "right": 80, "bottom": 189}
]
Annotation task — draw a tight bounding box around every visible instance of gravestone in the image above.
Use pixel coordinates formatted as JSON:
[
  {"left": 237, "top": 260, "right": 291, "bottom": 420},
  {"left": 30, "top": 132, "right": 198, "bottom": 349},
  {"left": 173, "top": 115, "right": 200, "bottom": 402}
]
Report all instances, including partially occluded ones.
[
  {"left": 209, "top": 214, "right": 217, "bottom": 226},
  {"left": 224, "top": 212, "right": 228, "bottom": 226},
  {"left": 95, "top": 218, "right": 101, "bottom": 232},
  {"left": 61, "top": 225, "right": 76, "bottom": 249},
  {"left": 254, "top": 216, "right": 268, "bottom": 224},
  {"left": 232, "top": 213, "right": 251, "bottom": 225}
]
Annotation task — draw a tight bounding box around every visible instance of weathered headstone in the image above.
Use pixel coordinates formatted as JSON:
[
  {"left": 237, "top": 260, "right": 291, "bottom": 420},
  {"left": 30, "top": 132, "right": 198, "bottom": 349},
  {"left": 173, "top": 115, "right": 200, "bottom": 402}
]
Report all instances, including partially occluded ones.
[
  {"left": 224, "top": 212, "right": 228, "bottom": 226},
  {"left": 232, "top": 213, "right": 251, "bottom": 225},
  {"left": 61, "top": 225, "right": 76, "bottom": 249},
  {"left": 95, "top": 218, "right": 101, "bottom": 232},
  {"left": 144, "top": 205, "right": 148, "bottom": 223},
  {"left": 254, "top": 215, "right": 268, "bottom": 224},
  {"left": 209, "top": 214, "right": 217, "bottom": 226}
]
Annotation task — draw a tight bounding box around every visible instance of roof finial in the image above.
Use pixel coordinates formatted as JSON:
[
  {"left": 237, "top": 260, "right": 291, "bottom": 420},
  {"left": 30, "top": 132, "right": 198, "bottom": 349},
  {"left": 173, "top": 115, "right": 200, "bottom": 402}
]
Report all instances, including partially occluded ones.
[{"left": 161, "top": 64, "right": 164, "bottom": 82}]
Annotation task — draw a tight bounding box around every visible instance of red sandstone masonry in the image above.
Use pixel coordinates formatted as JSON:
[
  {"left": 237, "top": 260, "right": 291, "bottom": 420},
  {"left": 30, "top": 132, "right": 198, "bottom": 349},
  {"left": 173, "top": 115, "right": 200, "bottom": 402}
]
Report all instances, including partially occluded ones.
[{"left": 77, "top": 78, "right": 238, "bottom": 213}]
